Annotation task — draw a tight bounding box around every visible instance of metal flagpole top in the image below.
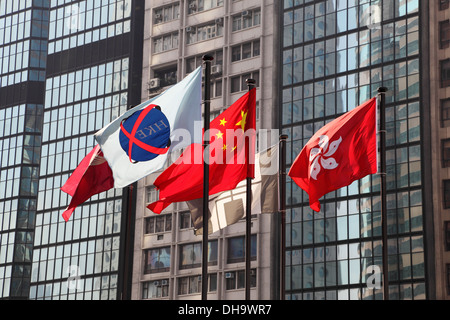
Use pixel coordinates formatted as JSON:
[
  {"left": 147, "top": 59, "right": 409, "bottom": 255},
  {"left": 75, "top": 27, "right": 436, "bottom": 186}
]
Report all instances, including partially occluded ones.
[
  {"left": 246, "top": 78, "right": 256, "bottom": 86},
  {"left": 202, "top": 54, "right": 214, "bottom": 62}
]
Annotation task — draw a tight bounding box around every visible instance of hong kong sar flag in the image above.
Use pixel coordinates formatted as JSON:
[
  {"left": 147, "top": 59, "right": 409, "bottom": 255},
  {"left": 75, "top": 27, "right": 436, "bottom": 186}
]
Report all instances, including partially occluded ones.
[{"left": 288, "top": 97, "right": 378, "bottom": 212}]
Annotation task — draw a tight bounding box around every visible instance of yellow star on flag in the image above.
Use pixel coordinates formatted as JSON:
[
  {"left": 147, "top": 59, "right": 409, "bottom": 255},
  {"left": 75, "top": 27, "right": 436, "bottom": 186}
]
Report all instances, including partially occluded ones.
[
  {"left": 219, "top": 118, "right": 227, "bottom": 126},
  {"left": 236, "top": 110, "right": 248, "bottom": 131},
  {"left": 216, "top": 131, "right": 224, "bottom": 139},
  {"left": 222, "top": 144, "right": 227, "bottom": 151}
]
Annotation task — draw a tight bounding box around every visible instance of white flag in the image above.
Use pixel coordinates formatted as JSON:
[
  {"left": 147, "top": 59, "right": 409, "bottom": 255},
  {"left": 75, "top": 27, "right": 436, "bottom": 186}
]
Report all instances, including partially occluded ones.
[
  {"left": 95, "top": 67, "right": 202, "bottom": 188},
  {"left": 187, "top": 144, "right": 279, "bottom": 235}
]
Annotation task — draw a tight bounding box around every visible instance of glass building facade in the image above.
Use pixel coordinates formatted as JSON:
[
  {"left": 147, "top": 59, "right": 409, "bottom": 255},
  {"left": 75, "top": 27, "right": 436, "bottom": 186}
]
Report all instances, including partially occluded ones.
[
  {"left": 280, "top": 0, "right": 425, "bottom": 299},
  {"left": 0, "top": 0, "right": 143, "bottom": 300},
  {"left": 0, "top": 0, "right": 49, "bottom": 300}
]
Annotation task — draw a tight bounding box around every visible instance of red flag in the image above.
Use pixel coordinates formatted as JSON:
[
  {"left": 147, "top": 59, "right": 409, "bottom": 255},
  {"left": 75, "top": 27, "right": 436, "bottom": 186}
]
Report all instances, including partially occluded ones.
[
  {"left": 148, "top": 88, "right": 256, "bottom": 214},
  {"left": 288, "top": 97, "right": 378, "bottom": 212},
  {"left": 61, "top": 145, "right": 114, "bottom": 221}
]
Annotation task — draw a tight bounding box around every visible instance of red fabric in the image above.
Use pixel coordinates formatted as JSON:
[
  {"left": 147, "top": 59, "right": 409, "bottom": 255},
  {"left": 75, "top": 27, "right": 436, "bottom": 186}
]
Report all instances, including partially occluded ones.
[
  {"left": 61, "top": 145, "right": 114, "bottom": 221},
  {"left": 148, "top": 89, "right": 256, "bottom": 214},
  {"left": 288, "top": 97, "right": 378, "bottom": 212}
]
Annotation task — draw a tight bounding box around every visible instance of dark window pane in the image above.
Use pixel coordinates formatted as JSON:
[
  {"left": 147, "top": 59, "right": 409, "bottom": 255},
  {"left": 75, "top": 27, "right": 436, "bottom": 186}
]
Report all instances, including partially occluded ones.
[
  {"left": 442, "top": 139, "right": 450, "bottom": 168},
  {"left": 444, "top": 180, "right": 450, "bottom": 209}
]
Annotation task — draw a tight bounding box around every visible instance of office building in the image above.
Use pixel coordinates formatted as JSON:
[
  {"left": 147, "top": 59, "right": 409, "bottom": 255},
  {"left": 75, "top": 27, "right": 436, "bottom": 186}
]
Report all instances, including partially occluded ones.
[
  {"left": 132, "top": 0, "right": 278, "bottom": 300},
  {"left": 279, "top": 0, "right": 448, "bottom": 300},
  {"left": 428, "top": 0, "right": 450, "bottom": 300},
  {"left": 0, "top": 0, "right": 144, "bottom": 299},
  {"left": 0, "top": 0, "right": 50, "bottom": 299}
]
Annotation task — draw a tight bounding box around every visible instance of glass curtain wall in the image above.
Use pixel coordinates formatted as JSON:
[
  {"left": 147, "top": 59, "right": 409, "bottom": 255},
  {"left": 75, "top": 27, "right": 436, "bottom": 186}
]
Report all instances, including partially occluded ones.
[
  {"left": 281, "top": 0, "right": 424, "bottom": 300},
  {"left": 0, "top": 0, "right": 48, "bottom": 299},
  {"left": 29, "top": 0, "right": 133, "bottom": 300}
]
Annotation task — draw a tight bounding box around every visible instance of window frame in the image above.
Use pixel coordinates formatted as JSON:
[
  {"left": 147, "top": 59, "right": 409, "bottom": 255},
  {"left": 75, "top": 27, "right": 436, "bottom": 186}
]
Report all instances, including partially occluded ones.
[
  {"left": 179, "top": 240, "right": 218, "bottom": 269},
  {"left": 447, "top": 264, "right": 450, "bottom": 295},
  {"left": 145, "top": 214, "right": 172, "bottom": 234},
  {"left": 231, "top": 40, "right": 260, "bottom": 63},
  {"left": 441, "top": 98, "right": 450, "bottom": 127},
  {"left": 444, "top": 180, "right": 450, "bottom": 209},
  {"left": 226, "top": 235, "right": 257, "bottom": 264},
  {"left": 144, "top": 247, "right": 171, "bottom": 274},
  {"left": 142, "top": 279, "right": 170, "bottom": 299},
  {"left": 231, "top": 8, "right": 261, "bottom": 32},
  {"left": 230, "top": 71, "right": 260, "bottom": 93},
  {"left": 152, "top": 32, "right": 179, "bottom": 54},
  {"left": 443, "top": 139, "right": 450, "bottom": 168},
  {"left": 441, "top": 20, "right": 450, "bottom": 49},
  {"left": 445, "top": 221, "right": 450, "bottom": 251},
  {"left": 153, "top": 3, "right": 180, "bottom": 25},
  {"left": 440, "top": 59, "right": 450, "bottom": 88}
]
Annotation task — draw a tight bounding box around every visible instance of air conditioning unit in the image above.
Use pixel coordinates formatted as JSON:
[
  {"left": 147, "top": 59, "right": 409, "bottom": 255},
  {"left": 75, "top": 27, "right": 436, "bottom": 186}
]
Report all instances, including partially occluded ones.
[
  {"left": 215, "top": 17, "right": 223, "bottom": 25},
  {"left": 155, "top": 13, "right": 162, "bottom": 19},
  {"left": 154, "top": 280, "right": 160, "bottom": 286},
  {"left": 161, "top": 279, "right": 168, "bottom": 286},
  {"left": 211, "top": 64, "right": 222, "bottom": 75},
  {"left": 225, "top": 272, "right": 234, "bottom": 279},
  {"left": 242, "top": 10, "right": 251, "bottom": 17},
  {"left": 189, "top": 3, "right": 197, "bottom": 10},
  {"left": 186, "top": 26, "right": 196, "bottom": 33},
  {"left": 149, "top": 78, "right": 160, "bottom": 89}
]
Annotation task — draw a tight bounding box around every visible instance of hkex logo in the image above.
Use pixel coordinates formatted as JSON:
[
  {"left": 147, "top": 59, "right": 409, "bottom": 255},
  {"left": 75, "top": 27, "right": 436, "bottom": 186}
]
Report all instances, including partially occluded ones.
[{"left": 119, "top": 104, "right": 171, "bottom": 163}]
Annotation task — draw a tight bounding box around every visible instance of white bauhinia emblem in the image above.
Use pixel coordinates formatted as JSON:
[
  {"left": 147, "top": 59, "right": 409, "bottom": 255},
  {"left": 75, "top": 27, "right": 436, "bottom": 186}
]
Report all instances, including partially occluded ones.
[{"left": 309, "top": 135, "right": 342, "bottom": 180}]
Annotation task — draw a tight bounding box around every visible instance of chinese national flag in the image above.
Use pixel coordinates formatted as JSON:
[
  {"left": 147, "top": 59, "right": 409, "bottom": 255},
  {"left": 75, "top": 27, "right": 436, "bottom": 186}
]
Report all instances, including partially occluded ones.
[
  {"left": 148, "top": 88, "right": 256, "bottom": 214},
  {"left": 61, "top": 145, "right": 114, "bottom": 221},
  {"left": 288, "top": 97, "right": 378, "bottom": 212}
]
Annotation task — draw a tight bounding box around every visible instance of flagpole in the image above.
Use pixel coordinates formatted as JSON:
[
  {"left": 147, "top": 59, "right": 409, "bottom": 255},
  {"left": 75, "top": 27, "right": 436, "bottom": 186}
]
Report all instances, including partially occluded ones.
[
  {"left": 378, "top": 86, "right": 389, "bottom": 300},
  {"left": 202, "top": 54, "right": 214, "bottom": 300},
  {"left": 245, "top": 78, "right": 256, "bottom": 300},
  {"left": 279, "top": 134, "right": 288, "bottom": 300}
]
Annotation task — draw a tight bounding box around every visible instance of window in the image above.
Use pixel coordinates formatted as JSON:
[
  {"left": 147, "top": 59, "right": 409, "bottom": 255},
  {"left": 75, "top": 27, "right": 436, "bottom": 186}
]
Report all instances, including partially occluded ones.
[
  {"left": 154, "top": 3, "right": 180, "bottom": 24},
  {"left": 442, "top": 98, "right": 450, "bottom": 127},
  {"left": 440, "top": 20, "right": 450, "bottom": 49},
  {"left": 146, "top": 187, "right": 159, "bottom": 204},
  {"left": 185, "top": 51, "right": 223, "bottom": 98},
  {"left": 187, "top": 0, "right": 224, "bottom": 14},
  {"left": 443, "top": 139, "right": 450, "bottom": 168},
  {"left": 440, "top": 0, "right": 450, "bottom": 10},
  {"left": 445, "top": 222, "right": 450, "bottom": 251},
  {"left": 213, "top": 79, "right": 222, "bottom": 97},
  {"left": 227, "top": 235, "right": 256, "bottom": 264},
  {"left": 145, "top": 214, "right": 172, "bottom": 234},
  {"left": 179, "top": 241, "right": 218, "bottom": 269},
  {"left": 231, "top": 40, "right": 260, "bottom": 62},
  {"left": 447, "top": 264, "right": 450, "bottom": 295},
  {"left": 440, "top": 59, "right": 450, "bottom": 87},
  {"left": 186, "top": 22, "right": 223, "bottom": 44},
  {"left": 177, "top": 274, "right": 217, "bottom": 295},
  {"left": 153, "top": 66, "right": 177, "bottom": 88},
  {"left": 225, "top": 269, "right": 256, "bottom": 290},
  {"left": 444, "top": 180, "right": 450, "bottom": 209},
  {"left": 232, "top": 9, "right": 261, "bottom": 32},
  {"left": 186, "top": 50, "right": 223, "bottom": 74},
  {"left": 180, "top": 211, "right": 193, "bottom": 229},
  {"left": 152, "top": 32, "right": 178, "bottom": 53},
  {"left": 230, "top": 71, "right": 260, "bottom": 93},
  {"left": 144, "top": 247, "right": 171, "bottom": 274},
  {"left": 142, "top": 279, "right": 169, "bottom": 299}
]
